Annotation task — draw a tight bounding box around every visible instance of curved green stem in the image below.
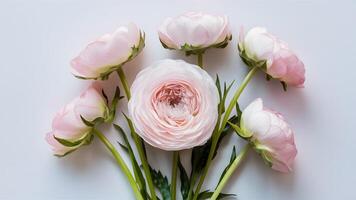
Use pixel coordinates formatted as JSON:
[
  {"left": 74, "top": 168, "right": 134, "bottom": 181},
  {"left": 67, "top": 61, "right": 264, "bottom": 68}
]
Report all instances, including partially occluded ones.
[
  {"left": 192, "top": 67, "right": 258, "bottom": 200},
  {"left": 211, "top": 145, "right": 249, "bottom": 200},
  {"left": 171, "top": 152, "right": 179, "bottom": 200},
  {"left": 197, "top": 53, "right": 203, "bottom": 68},
  {"left": 117, "top": 67, "right": 131, "bottom": 100},
  {"left": 93, "top": 129, "right": 144, "bottom": 200},
  {"left": 117, "top": 68, "right": 157, "bottom": 200}
]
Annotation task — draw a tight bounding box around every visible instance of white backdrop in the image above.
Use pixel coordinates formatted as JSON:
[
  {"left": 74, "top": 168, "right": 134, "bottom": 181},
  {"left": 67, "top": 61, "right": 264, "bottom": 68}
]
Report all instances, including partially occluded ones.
[{"left": 1, "top": 0, "right": 355, "bottom": 199}]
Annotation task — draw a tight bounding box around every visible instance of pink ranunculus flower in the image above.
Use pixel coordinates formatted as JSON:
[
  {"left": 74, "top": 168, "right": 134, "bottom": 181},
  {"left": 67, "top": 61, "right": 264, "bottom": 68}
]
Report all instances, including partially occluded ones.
[
  {"left": 71, "top": 22, "right": 145, "bottom": 80},
  {"left": 241, "top": 98, "right": 297, "bottom": 173},
  {"left": 238, "top": 27, "right": 305, "bottom": 87},
  {"left": 158, "top": 12, "right": 231, "bottom": 55},
  {"left": 46, "top": 84, "right": 109, "bottom": 156},
  {"left": 128, "top": 59, "right": 219, "bottom": 151}
]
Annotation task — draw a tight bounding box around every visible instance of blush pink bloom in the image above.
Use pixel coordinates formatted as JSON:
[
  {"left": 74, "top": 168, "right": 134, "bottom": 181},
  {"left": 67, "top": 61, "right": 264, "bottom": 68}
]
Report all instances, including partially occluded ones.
[
  {"left": 241, "top": 98, "right": 297, "bottom": 173},
  {"left": 128, "top": 59, "right": 219, "bottom": 151},
  {"left": 46, "top": 84, "right": 108, "bottom": 156},
  {"left": 158, "top": 12, "right": 231, "bottom": 53},
  {"left": 239, "top": 27, "right": 305, "bottom": 87},
  {"left": 71, "top": 23, "right": 144, "bottom": 80}
]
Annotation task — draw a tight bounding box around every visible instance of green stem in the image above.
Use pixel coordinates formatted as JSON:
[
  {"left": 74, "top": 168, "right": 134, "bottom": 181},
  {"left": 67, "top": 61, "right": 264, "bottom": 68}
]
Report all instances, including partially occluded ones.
[
  {"left": 211, "top": 145, "right": 249, "bottom": 200},
  {"left": 192, "top": 67, "right": 258, "bottom": 200},
  {"left": 127, "top": 114, "right": 158, "bottom": 200},
  {"left": 197, "top": 53, "right": 203, "bottom": 68},
  {"left": 187, "top": 173, "right": 198, "bottom": 200},
  {"left": 117, "top": 67, "right": 157, "bottom": 200},
  {"left": 171, "top": 152, "right": 179, "bottom": 200},
  {"left": 117, "top": 67, "right": 131, "bottom": 100},
  {"left": 93, "top": 129, "right": 144, "bottom": 200}
]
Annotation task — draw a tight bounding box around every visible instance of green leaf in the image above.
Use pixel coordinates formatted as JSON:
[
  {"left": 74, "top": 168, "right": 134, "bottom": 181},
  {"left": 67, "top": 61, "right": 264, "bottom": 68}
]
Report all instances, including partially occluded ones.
[
  {"left": 217, "top": 146, "right": 237, "bottom": 186},
  {"left": 216, "top": 75, "right": 222, "bottom": 102},
  {"left": 197, "top": 190, "right": 236, "bottom": 200},
  {"left": 117, "top": 141, "right": 129, "bottom": 153},
  {"left": 235, "top": 102, "right": 242, "bottom": 120},
  {"left": 178, "top": 156, "right": 190, "bottom": 200},
  {"left": 150, "top": 166, "right": 171, "bottom": 200},
  {"left": 113, "top": 124, "right": 147, "bottom": 194}
]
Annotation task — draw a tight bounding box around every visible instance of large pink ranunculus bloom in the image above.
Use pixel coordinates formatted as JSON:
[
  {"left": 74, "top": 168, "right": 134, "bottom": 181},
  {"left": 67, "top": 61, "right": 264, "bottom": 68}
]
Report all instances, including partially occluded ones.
[
  {"left": 158, "top": 12, "right": 231, "bottom": 54},
  {"left": 239, "top": 27, "right": 305, "bottom": 87},
  {"left": 128, "top": 59, "right": 219, "bottom": 151},
  {"left": 71, "top": 22, "right": 144, "bottom": 80},
  {"left": 46, "top": 84, "right": 109, "bottom": 156},
  {"left": 241, "top": 98, "right": 297, "bottom": 173}
]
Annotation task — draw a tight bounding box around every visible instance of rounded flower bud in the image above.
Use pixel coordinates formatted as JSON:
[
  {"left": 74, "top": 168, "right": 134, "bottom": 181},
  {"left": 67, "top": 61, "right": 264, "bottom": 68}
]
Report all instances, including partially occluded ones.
[
  {"left": 239, "top": 27, "right": 305, "bottom": 87},
  {"left": 241, "top": 98, "right": 297, "bottom": 173},
  {"left": 128, "top": 59, "right": 219, "bottom": 151},
  {"left": 71, "top": 22, "right": 145, "bottom": 80},
  {"left": 158, "top": 12, "right": 231, "bottom": 55},
  {"left": 46, "top": 84, "right": 109, "bottom": 156}
]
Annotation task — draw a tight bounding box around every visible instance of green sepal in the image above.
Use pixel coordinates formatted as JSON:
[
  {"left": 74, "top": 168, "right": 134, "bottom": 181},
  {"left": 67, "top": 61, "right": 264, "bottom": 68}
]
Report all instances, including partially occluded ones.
[
  {"left": 281, "top": 81, "right": 288, "bottom": 91},
  {"left": 197, "top": 190, "right": 235, "bottom": 200},
  {"left": 53, "top": 129, "right": 93, "bottom": 147},
  {"left": 161, "top": 35, "right": 232, "bottom": 56},
  {"left": 80, "top": 115, "right": 105, "bottom": 127},
  {"left": 227, "top": 121, "right": 252, "bottom": 139},
  {"left": 265, "top": 74, "right": 272, "bottom": 81},
  {"left": 252, "top": 142, "right": 274, "bottom": 167}
]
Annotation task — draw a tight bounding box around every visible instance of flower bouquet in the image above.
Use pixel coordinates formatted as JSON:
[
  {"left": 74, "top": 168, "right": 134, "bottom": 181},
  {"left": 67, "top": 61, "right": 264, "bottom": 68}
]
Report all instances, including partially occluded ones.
[{"left": 46, "top": 12, "right": 305, "bottom": 200}]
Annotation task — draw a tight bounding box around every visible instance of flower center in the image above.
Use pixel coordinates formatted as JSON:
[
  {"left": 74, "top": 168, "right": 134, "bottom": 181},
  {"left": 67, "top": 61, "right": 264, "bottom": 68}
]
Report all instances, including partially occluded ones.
[{"left": 152, "top": 82, "right": 200, "bottom": 127}]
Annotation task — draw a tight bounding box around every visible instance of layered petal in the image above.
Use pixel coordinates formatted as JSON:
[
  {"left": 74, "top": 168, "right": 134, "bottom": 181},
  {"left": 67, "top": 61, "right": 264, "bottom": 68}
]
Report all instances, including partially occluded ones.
[
  {"left": 241, "top": 98, "right": 297, "bottom": 173},
  {"left": 71, "top": 22, "right": 144, "bottom": 79},
  {"left": 239, "top": 27, "right": 305, "bottom": 87},
  {"left": 128, "top": 59, "right": 219, "bottom": 151},
  {"left": 46, "top": 84, "right": 108, "bottom": 155},
  {"left": 158, "top": 12, "right": 231, "bottom": 53}
]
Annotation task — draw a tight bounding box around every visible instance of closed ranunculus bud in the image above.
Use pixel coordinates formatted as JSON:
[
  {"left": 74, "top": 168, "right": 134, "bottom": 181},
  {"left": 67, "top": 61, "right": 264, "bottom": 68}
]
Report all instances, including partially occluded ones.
[
  {"left": 239, "top": 27, "right": 305, "bottom": 87},
  {"left": 128, "top": 59, "right": 219, "bottom": 151},
  {"left": 241, "top": 98, "right": 297, "bottom": 173},
  {"left": 46, "top": 84, "right": 109, "bottom": 156},
  {"left": 158, "top": 12, "right": 231, "bottom": 55},
  {"left": 71, "top": 23, "right": 145, "bottom": 80}
]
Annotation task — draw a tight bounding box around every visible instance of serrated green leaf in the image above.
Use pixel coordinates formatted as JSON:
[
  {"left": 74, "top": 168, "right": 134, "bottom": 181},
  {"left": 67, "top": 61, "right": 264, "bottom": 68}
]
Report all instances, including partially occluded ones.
[
  {"left": 178, "top": 156, "right": 189, "bottom": 200},
  {"left": 150, "top": 166, "right": 171, "bottom": 200}
]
